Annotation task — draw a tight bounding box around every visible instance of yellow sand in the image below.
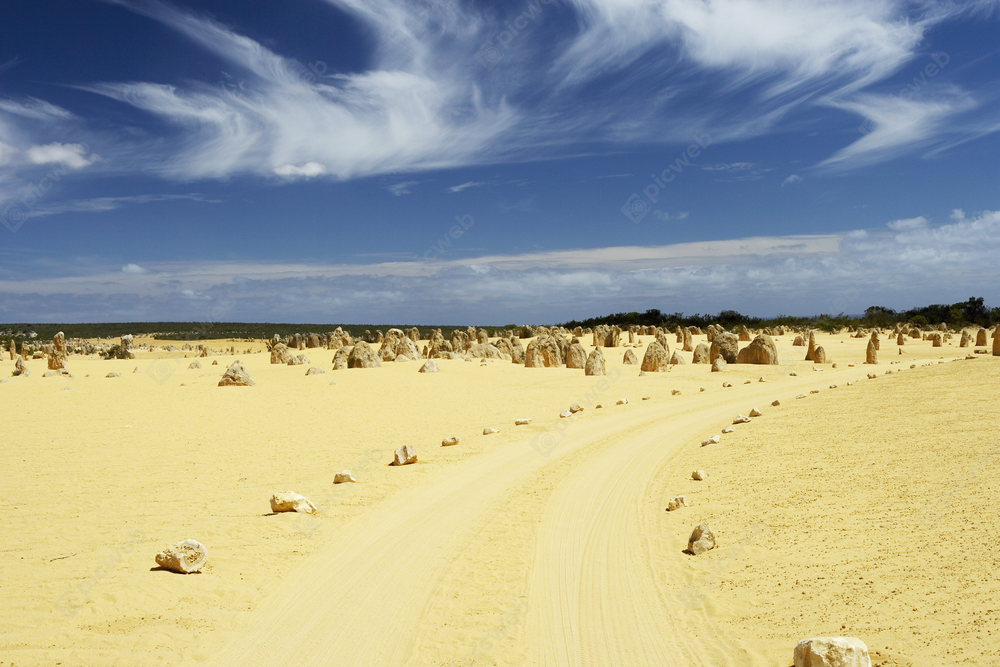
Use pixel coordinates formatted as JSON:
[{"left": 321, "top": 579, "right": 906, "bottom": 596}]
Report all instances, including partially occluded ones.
[{"left": 0, "top": 331, "right": 995, "bottom": 666}]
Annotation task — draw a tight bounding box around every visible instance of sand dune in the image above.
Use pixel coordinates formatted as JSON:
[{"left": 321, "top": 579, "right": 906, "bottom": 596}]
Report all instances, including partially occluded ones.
[{"left": 0, "top": 332, "right": 996, "bottom": 666}]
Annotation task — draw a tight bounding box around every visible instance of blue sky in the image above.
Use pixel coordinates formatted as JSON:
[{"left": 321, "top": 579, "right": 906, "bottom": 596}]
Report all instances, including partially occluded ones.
[{"left": 1, "top": 0, "right": 999, "bottom": 325}]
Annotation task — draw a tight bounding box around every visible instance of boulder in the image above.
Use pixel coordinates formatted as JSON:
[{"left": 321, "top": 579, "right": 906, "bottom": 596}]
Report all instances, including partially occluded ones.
[
  {"left": 270, "top": 491, "right": 317, "bottom": 513},
  {"left": 736, "top": 334, "right": 779, "bottom": 365},
  {"left": 792, "top": 336, "right": 805, "bottom": 346},
  {"left": 977, "top": 329, "right": 988, "bottom": 346},
  {"left": 812, "top": 346, "right": 827, "bottom": 364},
  {"left": 48, "top": 332, "right": 67, "bottom": 370},
  {"left": 682, "top": 328, "right": 693, "bottom": 352},
  {"left": 419, "top": 360, "right": 441, "bottom": 374},
  {"left": 669, "top": 350, "right": 686, "bottom": 365},
  {"left": 155, "top": 539, "right": 208, "bottom": 574},
  {"left": 641, "top": 342, "right": 670, "bottom": 372},
  {"left": 510, "top": 338, "right": 526, "bottom": 365},
  {"left": 666, "top": 496, "right": 687, "bottom": 511},
  {"left": 287, "top": 354, "right": 309, "bottom": 366},
  {"left": 805, "top": 331, "right": 816, "bottom": 361},
  {"left": 565, "top": 342, "right": 588, "bottom": 369},
  {"left": 121, "top": 334, "right": 135, "bottom": 360},
  {"left": 392, "top": 445, "right": 417, "bottom": 466},
  {"left": 305, "top": 367, "right": 326, "bottom": 375},
  {"left": 897, "top": 332, "right": 905, "bottom": 346},
  {"left": 348, "top": 341, "right": 382, "bottom": 368},
  {"left": 709, "top": 333, "right": 739, "bottom": 364},
  {"left": 711, "top": 358, "right": 727, "bottom": 372},
  {"left": 189, "top": 361, "right": 202, "bottom": 369},
  {"left": 585, "top": 347, "right": 606, "bottom": 376},
  {"left": 866, "top": 340, "right": 878, "bottom": 364},
  {"left": 332, "top": 346, "right": 351, "bottom": 370},
  {"left": 870, "top": 330, "right": 880, "bottom": 351},
  {"left": 929, "top": 332, "right": 943, "bottom": 347},
  {"left": 687, "top": 524, "right": 716, "bottom": 555},
  {"left": 218, "top": 361, "right": 255, "bottom": 386},
  {"left": 12, "top": 355, "right": 29, "bottom": 377},
  {"left": 270, "top": 343, "right": 292, "bottom": 365},
  {"left": 524, "top": 336, "right": 561, "bottom": 367},
  {"left": 994, "top": 328, "right": 1000, "bottom": 357},
  {"left": 334, "top": 470, "right": 357, "bottom": 483},
  {"left": 960, "top": 330, "right": 972, "bottom": 347},
  {"left": 622, "top": 349, "right": 639, "bottom": 365},
  {"left": 793, "top": 637, "right": 871, "bottom": 667},
  {"left": 691, "top": 343, "right": 711, "bottom": 364}
]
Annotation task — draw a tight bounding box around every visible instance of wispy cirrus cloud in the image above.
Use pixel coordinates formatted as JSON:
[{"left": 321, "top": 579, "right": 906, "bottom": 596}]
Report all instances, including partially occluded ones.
[
  {"left": 28, "top": 193, "right": 221, "bottom": 218},
  {"left": 447, "top": 181, "right": 485, "bottom": 193},
  {"left": 384, "top": 181, "right": 419, "bottom": 196},
  {"left": 0, "top": 0, "right": 995, "bottom": 187}
]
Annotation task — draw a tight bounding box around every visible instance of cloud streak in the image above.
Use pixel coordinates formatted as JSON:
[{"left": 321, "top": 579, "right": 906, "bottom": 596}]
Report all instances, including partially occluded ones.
[{"left": 3, "top": 209, "right": 998, "bottom": 323}]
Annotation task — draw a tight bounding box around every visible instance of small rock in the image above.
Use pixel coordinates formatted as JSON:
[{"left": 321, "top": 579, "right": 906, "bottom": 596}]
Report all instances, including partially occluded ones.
[
  {"left": 722, "top": 382, "right": 732, "bottom": 387},
  {"left": 61, "top": 386, "right": 73, "bottom": 391},
  {"left": 483, "top": 427, "right": 499, "bottom": 435},
  {"left": 789, "top": 372, "right": 797, "bottom": 376},
  {"left": 392, "top": 445, "right": 417, "bottom": 466},
  {"left": 671, "top": 389, "right": 681, "bottom": 396},
  {"left": 733, "top": 414, "right": 751, "bottom": 424},
  {"left": 810, "top": 389, "right": 820, "bottom": 394},
  {"left": 569, "top": 404, "right": 584, "bottom": 413},
  {"left": 616, "top": 398, "right": 628, "bottom": 405},
  {"left": 559, "top": 409, "right": 572, "bottom": 418},
  {"left": 305, "top": 367, "right": 326, "bottom": 375},
  {"left": 441, "top": 436, "right": 460, "bottom": 446},
  {"left": 793, "top": 637, "right": 871, "bottom": 667},
  {"left": 722, "top": 426, "right": 734, "bottom": 434},
  {"left": 106, "top": 372, "right": 120, "bottom": 378},
  {"left": 830, "top": 384, "right": 838, "bottom": 389},
  {"left": 188, "top": 361, "right": 201, "bottom": 370},
  {"left": 771, "top": 400, "right": 780, "bottom": 406},
  {"left": 270, "top": 491, "right": 317, "bottom": 514},
  {"left": 218, "top": 361, "right": 255, "bottom": 386},
  {"left": 743, "top": 380, "right": 751, "bottom": 384},
  {"left": 334, "top": 470, "right": 357, "bottom": 484},
  {"left": 687, "top": 523, "right": 716, "bottom": 555},
  {"left": 155, "top": 539, "right": 208, "bottom": 574},
  {"left": 748, "top": 407, "right": 762, "bottom": 417},
  {"left": 595, "top": 404, "right": 603, "bottom": 409},
  {"left": 642, "top": 396, "right": 650, "bottom": 400},
  {"left": 418, "top": 360, "right": 440, "bottom": 373},
  {"left": 515, "top": 419, "right": 532, "bottom": 425},
  {"left": 692, "top": 470, "right": 706, "bottom": 481},
  {"left": 212, "top": 360, "right": 219, "bottom": 365},
  {"left": 701, "top": 435, "right": 720, "bottom": 446},
  {"left": 666, "top": 496, "right": 687, "bottom": 512}
]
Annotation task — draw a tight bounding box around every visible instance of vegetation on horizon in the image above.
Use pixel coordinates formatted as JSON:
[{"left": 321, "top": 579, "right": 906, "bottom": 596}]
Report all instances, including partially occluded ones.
[{"left": 560, "top": 297, "right": 1000, "bottom": 332}]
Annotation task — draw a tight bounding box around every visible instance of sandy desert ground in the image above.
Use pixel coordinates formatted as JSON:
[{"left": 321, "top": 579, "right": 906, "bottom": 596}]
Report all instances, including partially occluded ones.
[{"left": 1, "top": 331, "right": 997, "bottom": 666}]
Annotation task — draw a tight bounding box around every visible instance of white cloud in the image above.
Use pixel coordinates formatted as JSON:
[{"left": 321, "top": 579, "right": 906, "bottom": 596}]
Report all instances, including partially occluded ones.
[
  {"left": 950, "top": 208, "right": 965, "bottom": 221},
  {"left": 25, "top": 143, "right": 96, "bottom": 169},
  {"left": 781, "top": 174, "right": 802, "bottom": 186},
  {"left": 28, "top": 194, "right": 220, "bottom": 218},
  {"left": 274, "top": 162, "right": 327, "bottom": 178},
  {"left": 653, "top": 210, "right": 689, "bottom": 221},
  {"left": 447, "top": 181, "right": 485, "bottom": 193},
  {"left": 886, "top": 216, "right": 929, "bottom": 232},
  {"left": 0, "top": 141, "right": 17, "bottom": 166},
  {"left": 20, "top": 0, "right": 986, "bottom": 184},
  {"left": 122, "top": 263, "right": 148, "bottom": 274},
  {"left": 703, "top": 162, "right": 756, "bottom": 172},
  {"left": 3, "top": 208, "right": 996, "bottom": 321},
  {"left": 385, "top": 181, "right": 419, "bottom": 196}
]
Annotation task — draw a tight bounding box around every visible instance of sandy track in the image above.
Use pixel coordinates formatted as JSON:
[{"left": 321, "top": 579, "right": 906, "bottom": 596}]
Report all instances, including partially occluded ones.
[{"left": 210, "top": 378, "right": 827, "bottom": 667}]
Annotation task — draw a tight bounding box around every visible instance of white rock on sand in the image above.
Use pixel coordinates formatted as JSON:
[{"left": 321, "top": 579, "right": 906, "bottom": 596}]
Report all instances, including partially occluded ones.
[
  {"left": 333, "top": 470, "right": 357, "bottom": 484},
  {"left": 441, "top": 437, "right": 459, "bottom": 446},
  {"left": 701, "top": 435, "right": 720, "bottom": 446},
  {"left": 793, "top": 637, "right": 872, "bottom": 667},
  {"left": 155, "top": 539, "right": 208, "bottom": 574},
  {"left": 483, "top": 427, "right": 499, "bottom": 435},
  {"left": 392, "top": 445, "right": 417, "bottom": 466},
  {"left": 692, "top": 470, "right": 706, "bottom": 481},
  {"left": 515, "top": 419, "right": 532, "bottom": 425},
  {"left": 666, "top": 495, "right": 687, "bottom": 511},
  {"left": 687, "top": 524, "right": 716, "bottom": 555},
  {"left": 270, "top": 491, "right": 318, "bottom": 514}
]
